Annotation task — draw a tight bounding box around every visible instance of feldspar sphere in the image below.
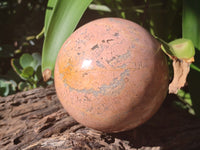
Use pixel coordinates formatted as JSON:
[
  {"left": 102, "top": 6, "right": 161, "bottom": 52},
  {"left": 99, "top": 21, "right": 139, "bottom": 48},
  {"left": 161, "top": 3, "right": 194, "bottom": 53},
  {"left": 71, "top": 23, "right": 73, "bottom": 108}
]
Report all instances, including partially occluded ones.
[{"left": 54, "top": 18, "right": 169, "bottom": 133}]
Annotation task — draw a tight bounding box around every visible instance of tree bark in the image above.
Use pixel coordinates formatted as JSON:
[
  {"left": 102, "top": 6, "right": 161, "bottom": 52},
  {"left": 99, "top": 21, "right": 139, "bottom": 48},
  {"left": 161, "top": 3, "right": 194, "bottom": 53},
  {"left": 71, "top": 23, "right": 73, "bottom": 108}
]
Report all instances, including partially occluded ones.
[{"left": 0, "top": 85, "right": 200, "bottom": 150}]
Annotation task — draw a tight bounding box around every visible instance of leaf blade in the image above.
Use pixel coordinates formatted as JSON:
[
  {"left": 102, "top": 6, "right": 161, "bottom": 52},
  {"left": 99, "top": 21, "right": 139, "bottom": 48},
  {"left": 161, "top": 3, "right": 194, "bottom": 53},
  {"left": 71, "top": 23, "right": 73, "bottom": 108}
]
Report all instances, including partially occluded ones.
[
  {"left": 44, "top": 0, "right": 58, "bottom": 36},
  {"left": 182, "top": 0, "right": 200, "bottom": 50},
  {"left": 20, "top": 53, "right": 33, "bottom": 69},
  {"left": 183, "top": 0, "right": 200, "bottom": 117},
  {"left": 42, "top": 0, "right": 92, "bottom": 81}
]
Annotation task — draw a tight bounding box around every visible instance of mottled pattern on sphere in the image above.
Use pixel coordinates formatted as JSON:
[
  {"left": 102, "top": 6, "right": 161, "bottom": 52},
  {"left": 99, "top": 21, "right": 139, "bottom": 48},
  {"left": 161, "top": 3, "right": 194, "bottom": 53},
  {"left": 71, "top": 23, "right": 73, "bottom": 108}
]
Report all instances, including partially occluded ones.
[{"left": 54, "top": 18, "right": 169, "bottom": 133}]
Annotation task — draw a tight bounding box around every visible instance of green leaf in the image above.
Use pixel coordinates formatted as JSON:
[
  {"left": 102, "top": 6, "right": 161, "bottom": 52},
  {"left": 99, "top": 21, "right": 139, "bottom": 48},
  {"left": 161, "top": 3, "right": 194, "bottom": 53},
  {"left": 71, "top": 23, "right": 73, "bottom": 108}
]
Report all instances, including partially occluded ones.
[
  {"left": 0, "top": 79, "right": 17, "bottom": 96},
  {"left": 20, "top": 53, "right": 33, "bottom": 69},
  {"left": 154, "top": 36, "right": 195, "bottom": 60},
  {"left": 177, "top": 89, "right": 192, "bottom": 106},
  {"left": 9, "top": 80, "right": 17, "bottom": 92},
  {"left": 42, "top": 0, "right": 92, "bottom": 81},
  {"left": 19, "top": 53, "right": 41, "bottom": 71},
  {"left": 169, "top": 38, "right": 195, "bottom": 59},
  {"left": 182, "top": 0, "right": 200, "bottom": 50},
  {"left": 44, "top": 0, "right": 58, "bottom": 36},
  {"left": 0, "top": 79, "right": 9, "bottom": 96},
  {"left": 21, "top": 66, "right": 34, "bottom": 79},
  {"left": 190, "top": 63, "right": 200, "bottom": 72},
  {"left": 188, "top": 66, "right": 200, "bottom": 116},
  {"left": 31, "top": 53, "right": 41, "bottom": 70},
  {"left": 18, "top": 82, "right": 31, "bottom": 91},
  {"left": 183, "top": 0, "right": 200, "bottom": 117},
  {"left": 11, "top": 58, "right": 22, "bottom": 76}
]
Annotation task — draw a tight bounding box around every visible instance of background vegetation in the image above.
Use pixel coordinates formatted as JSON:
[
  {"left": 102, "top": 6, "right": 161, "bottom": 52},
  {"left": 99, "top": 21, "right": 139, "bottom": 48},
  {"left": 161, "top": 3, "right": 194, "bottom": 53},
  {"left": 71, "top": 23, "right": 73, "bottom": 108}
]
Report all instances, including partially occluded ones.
[{"left": 0, "top": 0, "right": 200, "bottom": 117}]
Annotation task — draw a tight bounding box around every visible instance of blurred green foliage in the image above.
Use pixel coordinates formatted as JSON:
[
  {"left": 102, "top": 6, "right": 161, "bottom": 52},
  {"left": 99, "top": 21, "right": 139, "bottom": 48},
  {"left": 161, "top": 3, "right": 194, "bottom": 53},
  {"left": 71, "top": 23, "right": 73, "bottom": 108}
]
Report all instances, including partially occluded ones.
[
  {"left": 90, "top": 0, "right": 182, "bottom": 41},
  {"left": 0, "top": 79, "right": 17, "bottom": 96},
  {"left": 182, "top": 0, "right": 200, "bottom": 116},
  {"left": 0, "top": 0, "right": 48, "bottom": 96},
  {"left": 11, "top": 52, "right": 44, "bottom": 91}
]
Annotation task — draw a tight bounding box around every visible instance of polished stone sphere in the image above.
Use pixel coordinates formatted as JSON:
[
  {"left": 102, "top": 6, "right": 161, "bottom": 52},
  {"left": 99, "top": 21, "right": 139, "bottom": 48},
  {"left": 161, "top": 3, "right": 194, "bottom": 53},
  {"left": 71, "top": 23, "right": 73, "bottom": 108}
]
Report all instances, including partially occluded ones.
[{"left": 54, "top": 18, "right": 169, "bottom": 133}]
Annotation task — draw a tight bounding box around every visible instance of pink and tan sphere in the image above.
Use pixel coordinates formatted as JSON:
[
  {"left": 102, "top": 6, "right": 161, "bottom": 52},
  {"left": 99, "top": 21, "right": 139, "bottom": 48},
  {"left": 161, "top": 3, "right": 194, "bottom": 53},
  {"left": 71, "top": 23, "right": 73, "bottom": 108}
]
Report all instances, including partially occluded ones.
[{"left": 54, "top": 18, "right": 169, "bottom": 133}]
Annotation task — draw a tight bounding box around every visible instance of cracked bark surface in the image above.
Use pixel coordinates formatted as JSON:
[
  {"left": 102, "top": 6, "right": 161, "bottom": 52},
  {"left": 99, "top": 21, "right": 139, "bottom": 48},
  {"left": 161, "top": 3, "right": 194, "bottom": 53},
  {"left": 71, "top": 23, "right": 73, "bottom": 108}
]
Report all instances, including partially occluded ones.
[{"left": 0, "top": 85, "right": 200, "bottom": 150}]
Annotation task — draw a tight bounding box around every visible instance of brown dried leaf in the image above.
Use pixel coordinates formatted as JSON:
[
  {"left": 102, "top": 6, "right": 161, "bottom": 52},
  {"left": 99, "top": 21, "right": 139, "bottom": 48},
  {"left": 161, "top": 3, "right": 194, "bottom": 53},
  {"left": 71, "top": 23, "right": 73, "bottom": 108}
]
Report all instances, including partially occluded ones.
[{"left": 169, "top": 59, "right": 192, "bottom": 94}]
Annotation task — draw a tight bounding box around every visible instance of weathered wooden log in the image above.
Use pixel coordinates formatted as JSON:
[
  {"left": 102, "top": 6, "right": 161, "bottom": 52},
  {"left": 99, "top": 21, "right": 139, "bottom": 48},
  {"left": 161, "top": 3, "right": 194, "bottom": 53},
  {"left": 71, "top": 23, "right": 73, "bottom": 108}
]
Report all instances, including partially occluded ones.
[{"left": 0, "top": 85, "right": 200, "bottom": 150}]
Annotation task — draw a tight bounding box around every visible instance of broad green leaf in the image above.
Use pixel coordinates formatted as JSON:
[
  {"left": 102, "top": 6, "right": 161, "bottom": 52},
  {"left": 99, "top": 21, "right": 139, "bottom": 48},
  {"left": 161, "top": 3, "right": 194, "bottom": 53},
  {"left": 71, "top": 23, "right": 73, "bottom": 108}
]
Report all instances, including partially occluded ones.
[
  {"left": 20, "top": 53, "right": 33, "bottom": 69},
  {"left": 21, "top": 66, "right": 34, "bottom": 79},
  {"left": 155, "top": 36, "right": 195, "bottom": 60},
  {"left": 169, "top": 38, "right": 195, "bottom": 60},
  {"left": 183, "top": 0, "right": 200, "bottom": 117},
  {"left": 20, "top": 53, "right": 41, "bottom": 71},
  {"left": 42, "top": 0, "right": 92, "bottom": 81},
  {"left": 182, "top": 0, "right": 200, "bottom": 50},
  {"left": 31, "top": 53, "right": 41, "bottom": 70},
  {"left": 36, "top": 0, "right": 57, "bottom": 39},
  {"left": 44, "top": 0, "right": 58, "bottom": 36}
]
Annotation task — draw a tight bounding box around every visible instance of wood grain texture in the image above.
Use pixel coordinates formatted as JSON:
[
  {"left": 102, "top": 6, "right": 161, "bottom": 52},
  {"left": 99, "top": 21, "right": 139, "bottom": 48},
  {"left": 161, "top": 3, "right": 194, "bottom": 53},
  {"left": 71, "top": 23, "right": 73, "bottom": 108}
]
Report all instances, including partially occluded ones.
[{"left": 0, "top": 85, "right": 200, "bottom": 150}]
